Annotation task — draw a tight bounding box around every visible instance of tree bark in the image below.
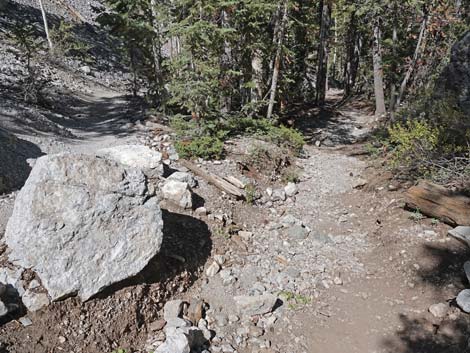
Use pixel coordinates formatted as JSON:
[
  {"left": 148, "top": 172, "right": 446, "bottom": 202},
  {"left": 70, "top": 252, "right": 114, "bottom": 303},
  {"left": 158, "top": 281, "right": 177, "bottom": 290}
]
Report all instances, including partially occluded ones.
[
  {"left": 396, "top": 11, "right": 428, "bottom": 107},
  {"left": 267, "top": 0, "right": 288, "bottom": 120},
  {"left": 38, "top": 0, "right": 53, "bottom": 50},
  {"left": 372, "top": 20, "right": 386, "bottom": 116},
  {"left": 406, "top": 181, "right": 470, "bottom": 226},
  {"left": 316, "top": 0, "right": 331, "bottom": 106},
  {"left": 251, "top": 48, "right": 264, "bottom": 103},
  {"left": 149, "top": 0, "right": 164, "bottom": 106}
]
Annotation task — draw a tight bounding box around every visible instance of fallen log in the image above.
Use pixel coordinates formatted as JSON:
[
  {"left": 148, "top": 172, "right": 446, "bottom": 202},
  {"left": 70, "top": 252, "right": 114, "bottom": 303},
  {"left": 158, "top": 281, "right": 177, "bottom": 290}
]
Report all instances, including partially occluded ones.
[
  {"left": 180, "top": 160, "right": 245, "bottom": 199},
  {"left": 405, "top": 181, "right": 470, "bottom": 226}
]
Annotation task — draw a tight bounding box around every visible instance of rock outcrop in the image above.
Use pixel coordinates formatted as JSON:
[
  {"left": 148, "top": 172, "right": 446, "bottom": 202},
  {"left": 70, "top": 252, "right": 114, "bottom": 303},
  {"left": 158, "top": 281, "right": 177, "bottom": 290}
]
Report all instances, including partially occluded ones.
[
  {"left": 5, "top": 152, "right": 164, "bottom": 301},
  {"left": 434, "top": 31, "right": 470, "bottom": 115}
]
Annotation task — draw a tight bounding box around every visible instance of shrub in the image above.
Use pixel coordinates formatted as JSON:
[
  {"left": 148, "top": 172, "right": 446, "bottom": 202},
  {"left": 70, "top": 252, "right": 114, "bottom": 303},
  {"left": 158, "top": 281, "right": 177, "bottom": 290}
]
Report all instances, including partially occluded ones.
[
  {"left": 388, "top": 119, "right": 440, "bottom": 170},
  {"left": 171, "top": 115, "right": 305, "bottom": 160},
  {"left": 175, "top": 135, "right": 224, "bottom": 160},
  {"left": 50, "top": 21, "right": 92, "bottom": 59}
]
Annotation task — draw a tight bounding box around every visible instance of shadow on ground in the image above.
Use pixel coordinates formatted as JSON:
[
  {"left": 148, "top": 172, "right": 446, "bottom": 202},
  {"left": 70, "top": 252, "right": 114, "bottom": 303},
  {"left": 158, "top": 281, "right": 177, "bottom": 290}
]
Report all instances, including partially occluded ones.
[
  {"left": 98, "top": 209, "right": 212, "bottom": 297},
  {"left": 0, "top": 210, "right": 212, "bottom": 353},
  {"left": 289, "top": 93, "right": 374, "bottom": 146},
  {"left": 0, "top": 128, "right": 44, "bottom": 194},
  {"left": 382, "top": 242, "right": 470, "bottom": 353}
]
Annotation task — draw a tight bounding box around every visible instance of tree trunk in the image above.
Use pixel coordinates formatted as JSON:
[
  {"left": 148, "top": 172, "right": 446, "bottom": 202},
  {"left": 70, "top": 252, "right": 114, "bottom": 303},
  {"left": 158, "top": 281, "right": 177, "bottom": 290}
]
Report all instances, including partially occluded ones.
[
  {"left": 38, "top": 0, "right": 53, "bottom": 50},
  {"left": 149, "top": 0, "right": 164, "bottom": 106},
  {"left": 316, "top": 0, "right": 331, "bottom": 106},
  {"left": 251, "top": 48, "right": 264, "bottom": 103},
  {"left": 372, "top": 20, "right": 386, "bottom": 116},
  {"left": 267, "top": 0, "right": 288, "bottom": 120},
  {"left": 396, "top": 11, "right": 428, "bottom": 107},
  {"left": 344, "top": 12, "right": 360, "bottom": 97}
]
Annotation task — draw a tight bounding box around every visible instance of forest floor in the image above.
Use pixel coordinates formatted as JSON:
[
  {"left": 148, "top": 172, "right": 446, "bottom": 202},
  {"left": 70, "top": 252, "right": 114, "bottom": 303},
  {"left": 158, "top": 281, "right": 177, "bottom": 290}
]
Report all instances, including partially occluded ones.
[{"left": 1, "top": 79, "right": 469, "bottom": 353}]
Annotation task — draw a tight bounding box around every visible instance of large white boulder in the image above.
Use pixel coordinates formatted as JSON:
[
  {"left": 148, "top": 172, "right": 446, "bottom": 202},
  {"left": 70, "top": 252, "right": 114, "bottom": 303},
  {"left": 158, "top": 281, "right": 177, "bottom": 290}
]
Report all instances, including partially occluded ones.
[
  {"left": 5, "top": 153, "right": 164, "bottom": 301},
  {"left": 97, "top": 144, "right": 163, "bottom": 178}
]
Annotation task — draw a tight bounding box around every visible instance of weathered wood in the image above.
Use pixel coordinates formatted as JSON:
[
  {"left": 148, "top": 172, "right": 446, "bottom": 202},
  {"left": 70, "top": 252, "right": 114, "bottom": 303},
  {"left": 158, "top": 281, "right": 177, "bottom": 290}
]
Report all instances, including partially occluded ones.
[
  {"left": 405, "top": 181, "right": 470, "bottom": 226},
  {"left": 180, "top": 160, "right": 244, "bottom": 199},
  {"left": 223, "top": 176, "right": 246, "bottom": 189}
]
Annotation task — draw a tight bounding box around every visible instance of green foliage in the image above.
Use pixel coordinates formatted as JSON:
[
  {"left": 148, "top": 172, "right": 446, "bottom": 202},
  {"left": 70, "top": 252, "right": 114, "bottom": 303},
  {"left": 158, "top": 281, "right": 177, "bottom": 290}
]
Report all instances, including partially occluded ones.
[
  {"left": 8, "top": 23, "right": 50, "bottom": 103},
  {"left": 245, "top": 183, "right": 257, "bottom": 205},
  {"left": 171, "top": 115, "right": 304, "bottom": 160},
  {"left": 281, "top": 166, "right": 301, "bottom": 183},
  {"left": 388, "top": 119, "right": 440, "bottom": 169},
  {"left": 279, "top": 290, "right": 311, "bottom": 310},
  {"left": 50, "top": 21, "right": 92, "bottom": 59},
  {"left": 175, "top": 135, "right": 224, "bottom": 160}
]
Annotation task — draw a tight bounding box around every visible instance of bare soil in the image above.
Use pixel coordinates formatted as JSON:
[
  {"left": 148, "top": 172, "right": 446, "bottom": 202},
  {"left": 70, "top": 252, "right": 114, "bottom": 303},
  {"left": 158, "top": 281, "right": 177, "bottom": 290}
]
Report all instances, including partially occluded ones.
[{"left": 0, "top": 87, "right": 469, "bottom": 353}]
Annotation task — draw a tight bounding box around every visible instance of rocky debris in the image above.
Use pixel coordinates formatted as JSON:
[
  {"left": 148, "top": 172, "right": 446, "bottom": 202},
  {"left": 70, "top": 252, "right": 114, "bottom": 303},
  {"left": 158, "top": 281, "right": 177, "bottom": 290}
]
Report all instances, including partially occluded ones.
[
  {"left": 457, "top": 290, "right": 470, "bottom": 313},
  {"left": 98, "top": 144, "right": 163, "bottom": 178},
  {"left": 287, "top": 225, "right": 310, "bottom": 240},
  {"left": 271, "top": 189, "right": 286, "bottom": 202},
  {"left": 162, "top": 180, "right": 193, "bottom": 209},
  {"left": 234, "top": 294, "right": 278, "bottom": 316},
  {"left": 429, "top": 303, "right": 449, "bottom": 318},
  {"left": 448, "top": 226, "right": 470, "bottom": 247},
  {"left": 168, "top": 171, "right": 198, "bottom": 188},
  {"left": 156, "top": 324, "right": 206, "bottom": 353},
  {"left": 150, "top": 299, "right": 209, "bottom": 353},
  {"left": 206, "top": 261, "right": 221, "bottom": 277},
  {"left": 195, "top": 207, "right": 208, "bottom": 216},
  {"left": 5, "top": 153, "right": 164, "bottom": 301},
  {"left": 80, "top": 66, "right": 91, "bottom": 75},
  {"left": 164, "top": 300, "right": 185, "bottom": 321},
  {"left": 284, "top": 182, "right": 298, "bottom": 197},
  {"left": 21, "top": 290, "right": 50, "bottom": 312}
]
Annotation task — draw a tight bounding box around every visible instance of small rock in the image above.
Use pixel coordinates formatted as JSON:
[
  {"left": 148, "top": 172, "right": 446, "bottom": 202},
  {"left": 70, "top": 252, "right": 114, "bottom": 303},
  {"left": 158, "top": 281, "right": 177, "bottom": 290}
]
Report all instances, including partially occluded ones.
[
  {"left": 271, "top": 189, "right": 286, "bottom": 202},
  {"left": 238, "top": 231, "right": 253, "bottom": 241},
  {"left": 248, "top": 325, "right": 264, "bottom": 338},
  {"left": 19, "top": 316, "right": 32, "bottom": 327},
  {"left": 168, "top": 172, "right": 197, "bottom": 188},
  {"left": 333, "top": 277, "right": 343, "bottom": 286},
  {"left": 429, "top": 303, "right": 449, "bottom": 318},
  {"left": 195, "top": 207, "right": 208, "bottom": 216},
  {"left": 353, "top": 178, "right": 367, "bottom": 189},
  {"left": 448, "top": 226, "right": 470, "bottom": 248},
  {"left": 164, "top": 300, "right": 184, "bottom": 321},
  {"left": 215, "top": 314, "right": 229, "bottom": 326},
  {"left": 187, "top": 300, "right": 205, "bottom": 325},
  {"left": 162, "top": 180, "right": 193, "bottom": 209},
  {"left": 206, "top": 262, "right": 221, "bottom": 277},
  {"left": 280, "top": 215, "right": 302, "bottom": 228},
  {"left": 214, "top": 255, "right": 226, "bottom": 266},
  {"left": 266, "top": 188, "right": 273, "bottom": 197},
  {"left": 58, "top": 336, "right": 66, "bottom": 344},
  {"left": 80, "top": 65, "right": 91, "bottom": 75},
  {"left": 284, "top": 183, "right": 298, "bottom": 197},
  {"left": 165, "top": 318, "right": 192, "bottom": 328},
  {"left": 22, "top": 290, "right": 50, "bottom": 312},
  {"left": 287, "top": 225, "right": 310, "bottom": 240},
  {"left": 457, "top": 290, "right": 470, "bottom": 313},
  {"left": 150, "top": 319, "right": 167, "bottom": 331},
  {"left": 234, "top": 294, "right": 278, "bottom": 316}
]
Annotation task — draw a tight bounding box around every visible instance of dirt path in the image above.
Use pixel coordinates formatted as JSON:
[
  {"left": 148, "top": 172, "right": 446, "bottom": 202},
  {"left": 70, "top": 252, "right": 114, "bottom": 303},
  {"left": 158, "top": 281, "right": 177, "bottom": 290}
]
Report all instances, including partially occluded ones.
[
  {"left": 184, "top": 93, "right": 470, "bottom": 353},
  {"left": 1, "top": 88, "right": 469, "bottom": 353}
]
